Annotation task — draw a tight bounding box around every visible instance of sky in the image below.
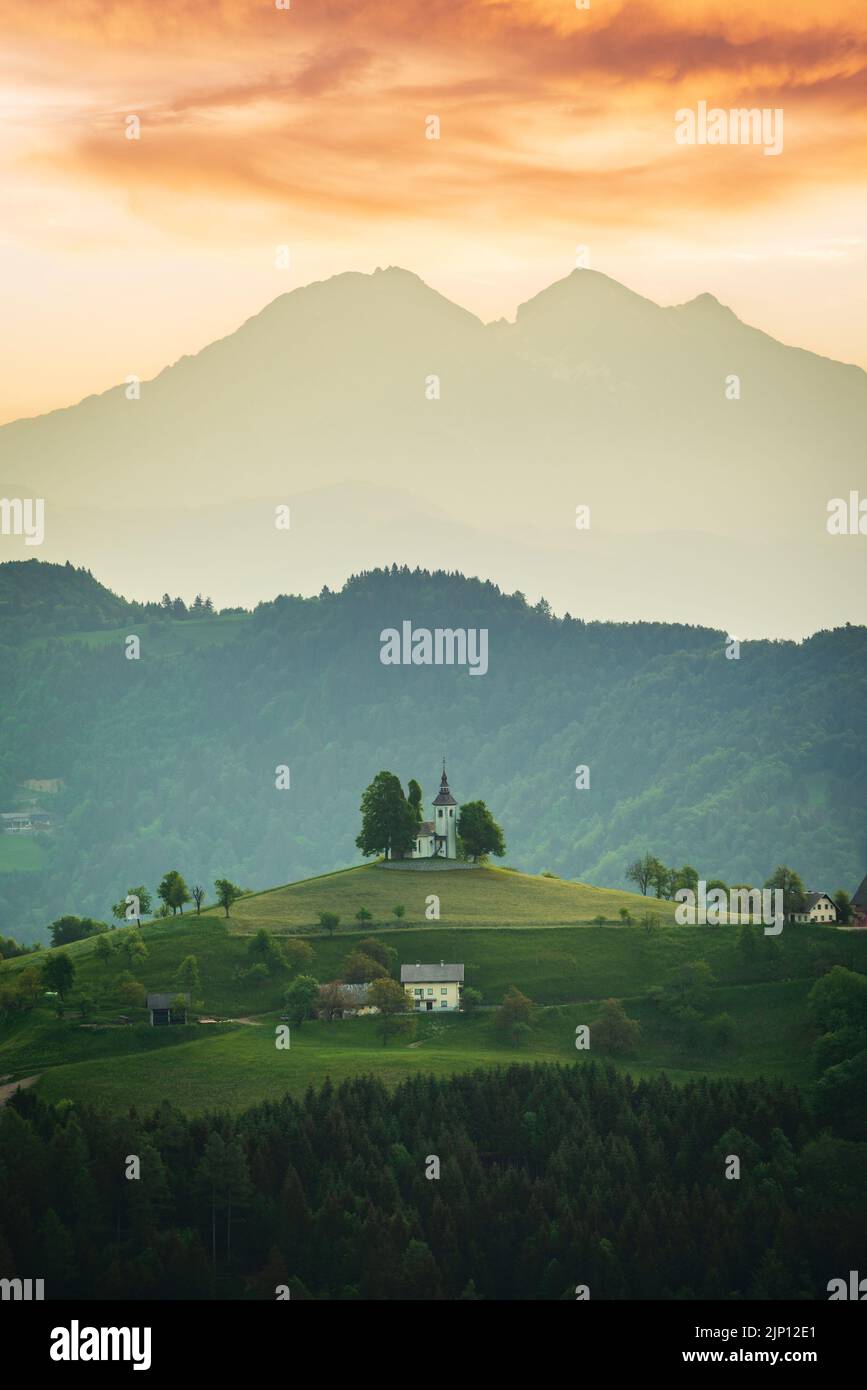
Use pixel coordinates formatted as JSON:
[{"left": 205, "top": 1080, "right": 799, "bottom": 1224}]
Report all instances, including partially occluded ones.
[{"left": 2, "top": 0, "right": 867, "bottom": 423}]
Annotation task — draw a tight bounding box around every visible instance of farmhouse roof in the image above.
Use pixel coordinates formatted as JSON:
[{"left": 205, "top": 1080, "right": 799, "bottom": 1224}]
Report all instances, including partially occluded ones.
[
  {"left": 147, "top": 992, "right": 190, "bottom": 1010},
  {"left": 400, "top": 963, "right": 464, "bottom": 983},
  {"left": 803, "top": 892, "right": 833, "bottom": 911}
]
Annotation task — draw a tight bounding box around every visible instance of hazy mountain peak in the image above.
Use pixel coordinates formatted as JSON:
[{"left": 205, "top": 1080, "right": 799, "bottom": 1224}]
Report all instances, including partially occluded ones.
[
  {"left": 515, "top": 268, "right": 660, "bottom": 323},
  {"left": 672, "top": 290, "right": 739, "bottom": 321}
]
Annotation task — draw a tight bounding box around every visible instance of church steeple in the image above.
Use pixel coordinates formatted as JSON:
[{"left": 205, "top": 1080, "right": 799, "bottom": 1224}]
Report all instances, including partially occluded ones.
[{"left": 433, "top": 759, "right": 457, "bottom": 806}]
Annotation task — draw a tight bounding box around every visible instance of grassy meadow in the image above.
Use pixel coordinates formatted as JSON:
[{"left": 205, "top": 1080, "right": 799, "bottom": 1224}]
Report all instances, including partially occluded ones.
[
  {"left": 23, "top": 978, "right": 816, "bottom": 1116},
  {"left": 2, "top": 863, "right": 863, "bottom": 1117},
  {"left": 227, "top": 863, "right": 680, "bottom": 932}
]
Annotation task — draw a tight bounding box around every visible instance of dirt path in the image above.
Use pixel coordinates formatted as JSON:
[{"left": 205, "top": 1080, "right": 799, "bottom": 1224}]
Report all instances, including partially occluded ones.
[{"left": 0, "top": 1075, "right": 39, "bottom": 1105}]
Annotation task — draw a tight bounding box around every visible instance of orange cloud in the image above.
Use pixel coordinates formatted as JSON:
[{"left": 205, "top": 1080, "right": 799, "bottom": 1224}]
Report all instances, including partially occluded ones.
[{"left": 1, "top": 0, "right": 867, "bottom": 421}]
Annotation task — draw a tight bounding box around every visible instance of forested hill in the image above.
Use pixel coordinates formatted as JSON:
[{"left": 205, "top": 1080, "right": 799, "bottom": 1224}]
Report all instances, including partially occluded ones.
[
  {"left": 0, "top": 559, "right": 138, "bottom": 638},
  {"left": 1, "top": 561, "right": 865, "bottom": 942}
]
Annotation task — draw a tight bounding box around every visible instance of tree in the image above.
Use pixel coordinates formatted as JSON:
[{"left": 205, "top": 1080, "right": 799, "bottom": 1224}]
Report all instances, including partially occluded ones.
[
  {"left": 355, "top": 771, "right": 417, "bottom": 861},
  {"left": 175, "top": 955, "right": 202, "bottom": 1004},
  {"left": 495, "top": 986, "right": 534, "bottom": 1042},
  {"left": 407, "top": 779, "right": 423, "bottom": 827},
  {"left": 671, "top": 865, "right": 699, "bottom": 895},
  {"left": 833, "top": 890, "right": 852, "bottom": 925},
  {"left": 664, "top": 960, "right": 715, "bottom": 1012},
  {"left": 0, "top": 968, "right": 42, "bottom": 1018},
  {"left": 591, "top": 998, "right": 641, "bottom": 1055},
  {"left": 158, "top": 870, "right": 191, "bottom": 916},
  {"left": 223, "top": 1137, "right": 253, "bottom": 1260},
  {"left": 591, "top": 914, "right": 606, "bottom": 927},
  {"left": 509, "top": 1022, "right": 532, "bottom": 1048},
  {"left": 457, "top": 801, "right": 505, "bottom": 862},
  {"left": 284, "top": 975, "right": 320, "bottom": 1026},
  {"left": 358, "top": 938, "right": 397, "bottom": 972},
  {"left": 317, "top": 980, "right": 353, "bottom": 1022},
  {"left": 625, "top": 854, "right": 654, "bottom": 895},
  {"left": 48, "top": 915, "right": 106, "bottom": 948},
  {"left": 247, "top": 929, "right": 284, "bottom": 976},
  {"left": 354, "top": 907, "right": 373, "bottom": 929},
  {"left": 94, "top": 935, "right": 113, "bottom": 969},
  {"left": 815, "top": 1048, "right": 867, "bottom": 1141},
  {"left": 121, "top": 929, "right": 148, "bottom": 966},
  {"left": 192, "top": 885, "right": 206, "bottom": 915},
  {"left": 808, "top": 966, "right": 867, "bottom": 1033},
  {"left": 392, "top": 904, "right": 406, "bottom": 923},
  {"left": 170, "top": 994, "right": 189, "bottom": 1022},
  {"left": 461, "top": 986, "right": 482, "bottom": 1013},
  {"left": 641, "top": 910, "right": 661, "bottom": 935},
  {"left": 199, "top": 1132, "right": 226, "bottom": 1265},
  {"left": 648, "top": 857, "right": 670, "bottom": 899},
  {"left": 215, "top": 879, "right": 243, "bottom": 918},
  {"left": 111, "top": 885, "right": 152, "bottom": 926},
  {"left": 317, "top": 911, "right": 340, "bottom": 936},
  {"left": 282, "top": 938, "right": 314, "bottom": 972},
  {"left": 342, "top": 950, "right": 388, "bottom": 983},
  {"left": 242, "top": 963, "right": 270, "bottom": 988},
  {"left": 115, "top": 975, "right": 146, "bottom": 1008},
  {"left": 618, "top": 908, "right": 632, "bottom": 925},
  {"left": 367, "top": 976, "right": 412, "bottom": 1045},
  {"left": 42, "top": 952, "right": 75, "bottom": 1000},
  {"left": 764, "top": 866, "right": 807, "bottom": 918}
]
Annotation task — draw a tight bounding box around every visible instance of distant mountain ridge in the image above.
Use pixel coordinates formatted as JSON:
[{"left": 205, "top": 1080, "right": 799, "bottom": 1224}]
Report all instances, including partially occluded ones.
[
  {"left": 1, "top": 560, "right": 864, "bottom": 944},
  {"left": 1, "top": 268, "right": 865, "bottom": 638}
]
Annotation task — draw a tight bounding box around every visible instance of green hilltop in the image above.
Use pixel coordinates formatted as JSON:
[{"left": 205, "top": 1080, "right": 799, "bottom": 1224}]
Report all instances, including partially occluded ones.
[
  {"left": 2, "top": 862, "right": 865, "bottom": 1117},
  {"left": 228, "top": 862, "right": 676, "bottom": 933}
]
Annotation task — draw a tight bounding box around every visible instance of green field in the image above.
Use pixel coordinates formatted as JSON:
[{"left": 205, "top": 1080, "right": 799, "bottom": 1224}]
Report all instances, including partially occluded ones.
[
  {"left": 2, "top": 863, "right": 862, "bottom": 1116},
  {"left": 16, "top": 979, "right": 816, "bottom": 1115},
  {"left": 229, "top": 863, "right": 678, "bottom": 932},
  {"left": 0, "top": 835, "right": 49, "bottom": 872}
]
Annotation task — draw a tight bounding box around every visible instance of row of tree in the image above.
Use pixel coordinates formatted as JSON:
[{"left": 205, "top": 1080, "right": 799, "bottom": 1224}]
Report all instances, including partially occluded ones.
[
  {"left": 625, "top": 855, "right": 854, "bottom": 920},
  {"left": 41, "top": 874, "right": 247, "bottom": 948}
]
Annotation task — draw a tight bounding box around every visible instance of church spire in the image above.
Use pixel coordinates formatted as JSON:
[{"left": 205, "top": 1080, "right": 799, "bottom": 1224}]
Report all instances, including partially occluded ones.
[{"left": 433, "top": 759, "right": 457, "bottom": 806}]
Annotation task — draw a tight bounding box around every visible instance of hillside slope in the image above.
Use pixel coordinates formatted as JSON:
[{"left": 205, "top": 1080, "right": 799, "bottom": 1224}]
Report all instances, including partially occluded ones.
[
  {"left": 2, "top": 889, "right": 864, "bottom": 1115},
  {"left": 229, "top": 864, "right": 675, "bottom": 932},
  {"left": 1, "top": 562, "right": 865, "bottom": 942}
]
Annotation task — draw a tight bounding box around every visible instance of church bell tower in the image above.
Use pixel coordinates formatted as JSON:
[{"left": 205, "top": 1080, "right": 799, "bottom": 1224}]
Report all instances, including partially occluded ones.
[{"left": 432, "top": 760, "right": 458, "bottom": 858}]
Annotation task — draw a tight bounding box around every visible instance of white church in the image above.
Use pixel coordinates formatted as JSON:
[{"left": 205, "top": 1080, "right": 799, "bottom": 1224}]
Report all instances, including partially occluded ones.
[{"left": 411, "top": 764, "right": 459, "bottom": 859}]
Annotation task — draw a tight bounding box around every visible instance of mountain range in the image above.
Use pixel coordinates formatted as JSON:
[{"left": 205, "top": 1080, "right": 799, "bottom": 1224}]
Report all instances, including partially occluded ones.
[
  {"left": 2, "top": 268, "right": 865, "bottom": 638},
  {"left": 1, "top": 560, "right": 864, "bottom": 944}
]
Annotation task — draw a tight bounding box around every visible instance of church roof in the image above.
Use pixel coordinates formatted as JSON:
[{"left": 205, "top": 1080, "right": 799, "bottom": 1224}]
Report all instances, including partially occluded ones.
[
  {"left": 418, "top": 821, "right": 435, "bottom": 835},
  {"left": 432, "top": 762, "right": 457, "bottom": 807},
  {"left": 852, "top": 874, "right": 867, "bottom": 910}
]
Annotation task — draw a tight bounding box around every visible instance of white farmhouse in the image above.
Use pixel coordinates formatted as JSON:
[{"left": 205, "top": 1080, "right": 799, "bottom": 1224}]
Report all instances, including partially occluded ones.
[{"left": 791, "top": 892, "right": 838, "bottom": 924}]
